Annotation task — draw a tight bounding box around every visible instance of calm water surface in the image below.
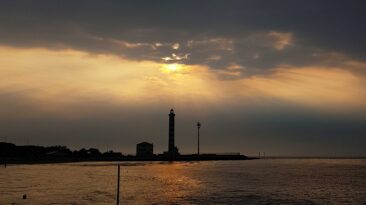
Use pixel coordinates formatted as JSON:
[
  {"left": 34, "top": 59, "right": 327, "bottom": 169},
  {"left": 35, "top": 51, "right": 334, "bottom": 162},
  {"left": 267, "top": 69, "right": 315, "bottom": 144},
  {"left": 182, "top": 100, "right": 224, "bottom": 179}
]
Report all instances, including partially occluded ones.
[{"left": 0, "top": 159, "right": 366, "bottom": 204}]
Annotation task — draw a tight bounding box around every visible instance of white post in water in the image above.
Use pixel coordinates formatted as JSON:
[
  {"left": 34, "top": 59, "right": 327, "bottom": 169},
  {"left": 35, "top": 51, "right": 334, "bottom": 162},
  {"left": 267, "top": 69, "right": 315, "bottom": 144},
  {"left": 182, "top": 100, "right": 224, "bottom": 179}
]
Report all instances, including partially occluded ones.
[{"left": 116, "top": 164, "right": 120, "bottom": 205}]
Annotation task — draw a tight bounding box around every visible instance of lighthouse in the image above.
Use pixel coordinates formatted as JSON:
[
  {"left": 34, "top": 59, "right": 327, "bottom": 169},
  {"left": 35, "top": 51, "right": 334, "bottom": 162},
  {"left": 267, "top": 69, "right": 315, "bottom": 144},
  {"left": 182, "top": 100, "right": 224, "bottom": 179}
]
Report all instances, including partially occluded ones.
[
  {"left": 168, "top": 109, "right": 175, "bottom": 155},
  {"left": 168, "top": 109, "right": 179, "bottom": 156}
]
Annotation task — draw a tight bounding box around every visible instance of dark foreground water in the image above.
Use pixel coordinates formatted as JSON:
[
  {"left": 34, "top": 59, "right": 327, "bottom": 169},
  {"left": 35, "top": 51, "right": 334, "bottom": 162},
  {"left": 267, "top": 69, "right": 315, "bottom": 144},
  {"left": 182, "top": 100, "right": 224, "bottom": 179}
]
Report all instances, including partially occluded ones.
[{"left": 1, "top": 159, "right": 366, "bottom": 205}]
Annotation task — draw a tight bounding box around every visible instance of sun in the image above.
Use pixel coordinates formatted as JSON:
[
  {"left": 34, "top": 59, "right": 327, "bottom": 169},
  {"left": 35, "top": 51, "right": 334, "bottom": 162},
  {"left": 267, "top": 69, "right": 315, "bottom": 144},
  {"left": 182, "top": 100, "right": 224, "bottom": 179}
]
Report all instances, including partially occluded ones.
[
  {"left": 162, "top": 63, "right": 183, "bottom": 73},
  {"left": 166, "top": 63, "right": 181, "bottom": 71}
]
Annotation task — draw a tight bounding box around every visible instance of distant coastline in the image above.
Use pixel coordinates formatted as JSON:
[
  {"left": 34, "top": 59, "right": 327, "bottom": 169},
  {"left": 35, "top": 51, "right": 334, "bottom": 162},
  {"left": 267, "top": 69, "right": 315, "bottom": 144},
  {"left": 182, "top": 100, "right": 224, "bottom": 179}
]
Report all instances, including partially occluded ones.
[{"left": 0, "top": 142, "right": 254, "bottom": 165}]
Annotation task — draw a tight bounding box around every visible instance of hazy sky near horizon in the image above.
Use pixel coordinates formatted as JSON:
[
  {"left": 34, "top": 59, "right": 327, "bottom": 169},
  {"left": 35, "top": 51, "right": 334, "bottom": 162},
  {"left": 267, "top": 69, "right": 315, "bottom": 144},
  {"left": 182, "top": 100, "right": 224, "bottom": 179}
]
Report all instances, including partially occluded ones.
[{"left": 1, "top": 0, "right": 366, "bottom": 156}]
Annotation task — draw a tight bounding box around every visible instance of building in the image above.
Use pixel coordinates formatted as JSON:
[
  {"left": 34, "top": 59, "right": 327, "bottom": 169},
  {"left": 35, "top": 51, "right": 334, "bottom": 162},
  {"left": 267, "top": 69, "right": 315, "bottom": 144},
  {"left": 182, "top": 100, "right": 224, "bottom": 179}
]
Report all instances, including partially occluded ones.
[{"left": 136, "top": 142, "right": 153, "bottom": 157}]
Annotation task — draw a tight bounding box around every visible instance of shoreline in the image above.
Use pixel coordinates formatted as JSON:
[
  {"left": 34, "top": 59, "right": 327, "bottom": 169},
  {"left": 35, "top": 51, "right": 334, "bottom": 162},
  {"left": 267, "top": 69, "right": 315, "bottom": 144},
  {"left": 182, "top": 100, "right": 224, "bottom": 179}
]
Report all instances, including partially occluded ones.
[{"left": 2, "top": 154, "right": 257, "bottom": 165}]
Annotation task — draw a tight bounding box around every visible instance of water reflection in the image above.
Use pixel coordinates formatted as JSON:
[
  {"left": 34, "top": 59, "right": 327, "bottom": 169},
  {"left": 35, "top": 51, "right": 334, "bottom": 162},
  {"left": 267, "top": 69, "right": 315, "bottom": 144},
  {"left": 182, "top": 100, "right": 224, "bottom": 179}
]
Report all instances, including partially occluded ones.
[{"left": 0, "top": 159, "right": 365, "bottom": 204}]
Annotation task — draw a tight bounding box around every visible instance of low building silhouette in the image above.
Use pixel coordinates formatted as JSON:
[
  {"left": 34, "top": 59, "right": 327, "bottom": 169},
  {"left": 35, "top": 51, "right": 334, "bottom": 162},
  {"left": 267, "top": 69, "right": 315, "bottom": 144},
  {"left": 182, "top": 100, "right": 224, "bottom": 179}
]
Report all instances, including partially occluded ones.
[{"left": 136, "top": 142, "right": 153, "bottom": 157}]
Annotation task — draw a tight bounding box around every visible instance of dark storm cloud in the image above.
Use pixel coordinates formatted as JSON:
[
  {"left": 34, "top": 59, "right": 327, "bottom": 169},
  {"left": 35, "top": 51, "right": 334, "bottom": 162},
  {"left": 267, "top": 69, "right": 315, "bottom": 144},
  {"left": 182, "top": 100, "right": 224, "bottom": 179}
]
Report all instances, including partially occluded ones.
[{"left": 1, "top": 0, "right": 366, "bottom": 75}]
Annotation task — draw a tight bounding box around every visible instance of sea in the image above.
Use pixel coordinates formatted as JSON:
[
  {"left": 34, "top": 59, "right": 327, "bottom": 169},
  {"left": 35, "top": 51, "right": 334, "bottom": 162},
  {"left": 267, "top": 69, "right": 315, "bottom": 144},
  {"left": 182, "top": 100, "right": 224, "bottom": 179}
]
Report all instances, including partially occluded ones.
[{"left": 0, "top": 159, "right": 365, "bottom": 205}]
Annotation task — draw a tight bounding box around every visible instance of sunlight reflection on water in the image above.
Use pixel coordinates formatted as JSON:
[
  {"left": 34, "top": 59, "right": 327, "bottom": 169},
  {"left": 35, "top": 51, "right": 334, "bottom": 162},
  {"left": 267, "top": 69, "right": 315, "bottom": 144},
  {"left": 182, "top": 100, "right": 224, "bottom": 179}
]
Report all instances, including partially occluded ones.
[{"left": 1, "top": 159, "right": 366, "bottom": 204}]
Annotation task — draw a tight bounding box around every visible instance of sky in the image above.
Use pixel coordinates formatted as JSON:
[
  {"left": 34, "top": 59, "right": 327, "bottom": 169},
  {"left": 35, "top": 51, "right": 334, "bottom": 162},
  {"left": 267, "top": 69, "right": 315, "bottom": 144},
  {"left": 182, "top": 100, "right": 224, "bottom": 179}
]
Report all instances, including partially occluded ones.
[{"left": 0, "top": 0, "right": 366, "bottom": 156}]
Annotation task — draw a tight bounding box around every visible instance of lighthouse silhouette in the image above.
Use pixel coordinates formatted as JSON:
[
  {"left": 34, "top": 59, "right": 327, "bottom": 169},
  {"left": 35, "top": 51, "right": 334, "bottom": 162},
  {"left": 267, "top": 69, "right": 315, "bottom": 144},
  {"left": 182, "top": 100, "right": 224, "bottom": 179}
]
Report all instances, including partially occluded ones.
[{"left": 168, "top": 109, "right": 179, "bottom": 157}]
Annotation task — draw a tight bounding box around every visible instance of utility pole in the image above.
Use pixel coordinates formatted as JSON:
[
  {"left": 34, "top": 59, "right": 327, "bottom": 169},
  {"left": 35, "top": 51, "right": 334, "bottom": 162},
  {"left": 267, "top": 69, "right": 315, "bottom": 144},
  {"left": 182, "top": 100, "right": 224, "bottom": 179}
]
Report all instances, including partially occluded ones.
[{"left": 197, "top": 122, "right": 201, "bottom": 155}]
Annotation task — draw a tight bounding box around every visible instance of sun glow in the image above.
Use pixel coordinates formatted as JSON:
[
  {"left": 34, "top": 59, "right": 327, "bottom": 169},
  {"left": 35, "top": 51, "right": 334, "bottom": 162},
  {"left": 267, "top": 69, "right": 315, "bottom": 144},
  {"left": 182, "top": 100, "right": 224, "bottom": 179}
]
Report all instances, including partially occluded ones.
[
  {"left": 162, "top": 63, "right": 183, "bottom": 73},
  {"left": 1, "top": 45, "right": 365, "bottom": 118}
]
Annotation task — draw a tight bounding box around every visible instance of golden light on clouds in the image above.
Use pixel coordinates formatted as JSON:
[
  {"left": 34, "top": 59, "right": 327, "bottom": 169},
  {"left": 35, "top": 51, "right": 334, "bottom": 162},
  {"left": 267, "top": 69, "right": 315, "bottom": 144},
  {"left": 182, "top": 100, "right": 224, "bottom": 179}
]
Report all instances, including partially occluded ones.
[
  {"left": 242, "top": 66, "right": 366, "bottom": 109},
  {"left": 0, "top": 45, "right": 365, "bottom": 117},
  {"left": 268, "top": 31, "right": 293, "bottom": 50},
  {"left": 0, "top": 46, "right": 222, "bottom": 114}
]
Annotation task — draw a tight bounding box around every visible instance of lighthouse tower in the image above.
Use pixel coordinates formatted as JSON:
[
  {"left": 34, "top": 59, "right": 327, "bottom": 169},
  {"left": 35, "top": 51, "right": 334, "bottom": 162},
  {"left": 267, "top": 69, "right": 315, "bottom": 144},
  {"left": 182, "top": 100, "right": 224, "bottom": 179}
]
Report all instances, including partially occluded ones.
[
  {"left": 168, "top": 109, "right": 175, "bottom": 155},
  {"left": 167, "top": 108, "right": 180, "bottom": 157}
]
